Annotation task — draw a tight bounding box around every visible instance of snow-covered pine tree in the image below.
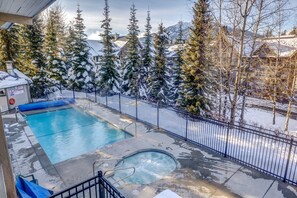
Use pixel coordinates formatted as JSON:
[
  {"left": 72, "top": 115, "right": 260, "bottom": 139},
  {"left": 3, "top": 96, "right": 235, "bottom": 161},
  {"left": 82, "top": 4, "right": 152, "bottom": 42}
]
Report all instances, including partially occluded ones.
[
  {"left": 67, "top": 5, "right": 94, "bottom": 91},
  {"left": 121, "top": 4, "right": 141, "bottom": 97},
  {"left": 171, "top": 21, "right": 185, "bottom": 105},
  {"left": 18, "top": 16, "right": 50, "bottom": 98},
  {"left": 140, "top": 10, "right": 153, "bottom": 99},
  {"left": 0, "top": 25, "right": 21, "bottom": 71},
  {"left": 44, "top": 6, "right": 67, "bottom": 92},
  {"left": 148, "top": 23, "right": 170, "bottom": 104},
  {"left": 65, "top": 25, "right": 76, "bottom": 71},
  {"left": 179, "top": 0, "right": 214, "bottom": 115},
  {"left": 65, "top": 25, "right": 77, "bottom": 90},
  {"left": 97, "top": 0, "right": 120, "bottom": 95}
]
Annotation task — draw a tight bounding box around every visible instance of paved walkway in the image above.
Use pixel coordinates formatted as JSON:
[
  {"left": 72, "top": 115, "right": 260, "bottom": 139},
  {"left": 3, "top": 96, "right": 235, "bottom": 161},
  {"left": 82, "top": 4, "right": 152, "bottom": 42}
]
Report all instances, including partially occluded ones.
[{"left": 3, "top": 100, "right": 297, "bottom": 197}]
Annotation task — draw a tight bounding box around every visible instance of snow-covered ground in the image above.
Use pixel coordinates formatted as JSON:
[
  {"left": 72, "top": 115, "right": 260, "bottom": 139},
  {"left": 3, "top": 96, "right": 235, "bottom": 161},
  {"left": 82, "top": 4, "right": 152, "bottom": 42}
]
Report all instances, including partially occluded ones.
[
  {"left": 243, "top": 107, "right": 297, "bottom": 133},
  {"left": 49, "top": 90, "right": 297, "bottom": 134}
]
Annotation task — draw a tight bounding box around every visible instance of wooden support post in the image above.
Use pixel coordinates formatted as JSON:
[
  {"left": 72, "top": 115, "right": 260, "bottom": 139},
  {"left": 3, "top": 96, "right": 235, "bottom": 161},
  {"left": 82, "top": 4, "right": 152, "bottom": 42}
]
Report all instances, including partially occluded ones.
[{"left": 0, "top": 114, "right": 17, "bottom": 198}]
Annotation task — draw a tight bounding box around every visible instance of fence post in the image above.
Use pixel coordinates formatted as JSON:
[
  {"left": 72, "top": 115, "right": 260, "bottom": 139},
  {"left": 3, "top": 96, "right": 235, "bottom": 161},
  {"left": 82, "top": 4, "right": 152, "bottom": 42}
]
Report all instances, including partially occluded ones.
[
  {"left": 105, "top": 95, "right": 108, "bottom": 107},
  {"left": 283, "top": 138, "right": 294, "bottom": 183},
  {"left": 224, "top": 122, "right": 230, "bottom": 157},
  {"left": 135, "top": 96, "right": 138, "bottom": 120},
  {"left": 119, "top": 93, "right": 121, "bottom": 113},
  {"left": 157, "top": 102, "right": 160, "bottom": 129},
  {"left": 98, "top": 171, "right": 105, "bottom": 198},
  {"left": 95, "top": 87, "right": 97, "bottom": 103},
  {"left": 185, "top": 113, "right": 188, "bottom": 141}
]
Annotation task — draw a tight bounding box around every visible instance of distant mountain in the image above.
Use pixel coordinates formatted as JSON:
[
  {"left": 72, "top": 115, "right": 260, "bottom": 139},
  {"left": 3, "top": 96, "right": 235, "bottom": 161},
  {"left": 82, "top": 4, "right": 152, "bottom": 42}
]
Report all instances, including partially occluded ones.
[
  {"left": 165, "top": 22, "right": 191, "bottom": 44},
  {"left": 138, "top": 21, "right": 259, "bottom": 46}
]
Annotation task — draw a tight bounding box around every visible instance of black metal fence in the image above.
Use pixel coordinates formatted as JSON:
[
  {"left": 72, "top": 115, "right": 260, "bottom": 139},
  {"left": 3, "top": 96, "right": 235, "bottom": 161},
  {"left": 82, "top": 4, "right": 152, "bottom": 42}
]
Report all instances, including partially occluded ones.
[
  {"left": 50, "top": 171, "right": 125, "bottom": 198},
  {"left": 56, "top": 90, "right": 297, "bottom": 186}
]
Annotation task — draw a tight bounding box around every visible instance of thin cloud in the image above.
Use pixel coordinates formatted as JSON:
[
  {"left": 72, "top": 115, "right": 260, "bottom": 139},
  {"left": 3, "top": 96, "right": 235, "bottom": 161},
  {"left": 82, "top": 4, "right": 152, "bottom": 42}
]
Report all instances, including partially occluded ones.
[{"left": 54, "top": 0, "right": 194, "bottom": 37}]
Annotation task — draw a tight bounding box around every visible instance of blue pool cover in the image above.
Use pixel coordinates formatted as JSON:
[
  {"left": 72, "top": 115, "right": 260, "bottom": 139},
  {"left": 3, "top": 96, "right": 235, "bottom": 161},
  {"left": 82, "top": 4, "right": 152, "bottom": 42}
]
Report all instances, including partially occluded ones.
[
  {"left": 18, "top": 98, "right": 75, "bottom": 112},
  {"left": 16, "top": 176, "right": 53, "bottom": 198}
]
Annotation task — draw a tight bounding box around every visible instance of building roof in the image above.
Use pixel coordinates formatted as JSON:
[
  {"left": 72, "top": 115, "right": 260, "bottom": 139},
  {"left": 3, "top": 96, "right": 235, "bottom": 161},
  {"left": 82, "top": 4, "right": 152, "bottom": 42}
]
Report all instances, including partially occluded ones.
[
  {"left": 224, "top": 32, "right": 297, "bottom": 58},
  {"left": 0, "top": 0, "right": 56, "bottom": 29},
  {"left": 0, "top": 69, "right": 32, "bottom": 89},
  {"left": 86, "top": 40, "right": 104, "bottom": 57},
  {"left": 260, "top": 35, "right": 297, "bottom": 57},
  {"left": 114, "top": 36, "right": 128, "bottom": 48}
]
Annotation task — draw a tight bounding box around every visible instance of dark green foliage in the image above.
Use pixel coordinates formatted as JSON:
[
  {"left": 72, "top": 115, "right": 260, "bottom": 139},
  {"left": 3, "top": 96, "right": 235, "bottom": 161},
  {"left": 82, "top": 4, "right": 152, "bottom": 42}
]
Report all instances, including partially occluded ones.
[
  {"left": 0, "top": 25, "right": 21, "bottom": 71},
  {"left": 179, "top": 0, "right": 213, "bottom": 115},
  {"left": 140, "top": 10, "right": 153, "bottom": 98},
  {"left": 171, "top": 21, "right": 185, "bottom": 104},
  {"left": 18, "top": 16, "right": 50, "bottom": 97},
  {"left": 148, "top": 23, "right": 170, "bottom": 104},
  {"left": 67, "top": 6, "right": 93, "bottom": 91},
  {"left": 44, "top": 6, "right": 67, "bottom": 90},
  {"left": 121, "top": 4, "right": 141, "bottom": 97},
  {"left": 97, "top": 0, "right": 120, "bottom": 95}
]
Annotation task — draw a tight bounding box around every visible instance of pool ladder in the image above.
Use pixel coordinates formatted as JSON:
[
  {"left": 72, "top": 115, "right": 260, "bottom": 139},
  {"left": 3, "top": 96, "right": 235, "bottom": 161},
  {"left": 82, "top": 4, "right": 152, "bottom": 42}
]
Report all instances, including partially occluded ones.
[
  {"left": 104, "top": 166, "right": 136, "bottom": 186},
  {"left": 92, "top": 158, "right": 136, "bottom": 186},
  {"left": 15, "top": 107, "right": 28, "bottom": 122},
  {"left": 92, "top": 158, "right": 122, "bottom": 176}
]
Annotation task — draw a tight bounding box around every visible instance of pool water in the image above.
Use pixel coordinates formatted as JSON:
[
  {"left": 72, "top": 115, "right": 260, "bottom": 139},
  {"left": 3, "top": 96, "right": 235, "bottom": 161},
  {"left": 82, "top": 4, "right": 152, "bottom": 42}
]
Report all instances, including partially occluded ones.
[
  {"left": 113, "top": 151, "right": 176, "bottom": 185},
  {"left": 27, "top": 108, "right": 131, "bottom": 164}
]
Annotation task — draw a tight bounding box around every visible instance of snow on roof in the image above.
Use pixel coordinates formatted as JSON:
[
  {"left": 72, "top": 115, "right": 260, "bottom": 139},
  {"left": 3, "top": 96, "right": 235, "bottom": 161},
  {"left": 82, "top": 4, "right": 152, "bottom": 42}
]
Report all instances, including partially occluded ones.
[
  {"left": 87, "top": 40, "right": 104, "bottom": 57},
  {"left": 0, "top": 69, "right": 32, "bottom": 89},
  {"left": 13, "top": 69, "right": 32, "bottom": 82},
  {"left": 261, "top": 35, "right": 297, "bottom": 57},
  {"left": 225, "top": 33, "right": 262, "bottom": 57},
  {"left": 114, "top": 40, "right": 127, "bottom": 48}
]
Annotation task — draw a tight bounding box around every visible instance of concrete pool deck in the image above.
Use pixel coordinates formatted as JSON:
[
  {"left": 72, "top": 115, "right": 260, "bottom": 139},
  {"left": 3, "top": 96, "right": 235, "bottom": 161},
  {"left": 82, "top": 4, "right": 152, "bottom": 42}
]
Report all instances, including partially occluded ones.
[{"left": 3, "top": 99, "right": 297, "bottom": 198}]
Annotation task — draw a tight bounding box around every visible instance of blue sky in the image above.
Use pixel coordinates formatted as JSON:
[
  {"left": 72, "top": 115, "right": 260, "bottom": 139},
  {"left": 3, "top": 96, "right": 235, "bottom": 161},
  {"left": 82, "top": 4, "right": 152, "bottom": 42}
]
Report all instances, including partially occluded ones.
[{"left": 56, "top": 0, "right": 297, "bottom": 40}]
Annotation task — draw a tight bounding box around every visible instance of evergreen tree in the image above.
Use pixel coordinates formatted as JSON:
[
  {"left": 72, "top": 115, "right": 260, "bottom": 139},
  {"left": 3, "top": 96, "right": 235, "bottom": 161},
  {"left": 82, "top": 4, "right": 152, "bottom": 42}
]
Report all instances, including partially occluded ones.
[
  {"left": 0, "top": 25, "right": 21, "bottom": 71},
  {"left": 44, "top": 6, "right": 67, "bottom": 91},
  {"left": 179, "top": 0, "right": 213, "bottom": 115},
  {"left": 171, "top": 21, "right": 185, "bottom": 104},
  {"left": 121, "top": 4, "right": 141, "bottom": 97},
  {"left": 148, "top": 23, "right": 170, "bottom": 104},
  {"left": 97, "top": 0, "right": 120, "bottom": 95},
  {"left": 67, "top": 6, "right": 94, "bottom": 91},
  {"left": 18, "top": 16, "right": 50, "bottom": 97},
  {"left": 65, "top": 25, "right": 76, "bottom": 69},
  {"left": 140, "top": 10, "right": 153, "bottom": 99}
]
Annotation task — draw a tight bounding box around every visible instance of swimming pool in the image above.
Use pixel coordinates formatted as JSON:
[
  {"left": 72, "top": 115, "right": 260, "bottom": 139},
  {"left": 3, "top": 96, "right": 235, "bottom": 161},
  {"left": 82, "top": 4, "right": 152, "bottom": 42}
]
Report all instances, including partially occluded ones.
[
  {"left": 27, "top": 108, "right": 131, "bottom": 164},
  {"left": 113, "top": 150, "right": 176, "bottom": 185}
]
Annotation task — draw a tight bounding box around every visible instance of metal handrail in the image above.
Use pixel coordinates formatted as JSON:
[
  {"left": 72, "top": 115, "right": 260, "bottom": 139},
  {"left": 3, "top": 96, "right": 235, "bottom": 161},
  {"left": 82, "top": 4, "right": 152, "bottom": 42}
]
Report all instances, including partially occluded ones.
[
  {"left": 15, "top": 107, "right": 27, "bottom": 122},
  {"left": 92, "top": 158, "right": 123, "bottom": 176},
  {"left": 104, "top": 167, "right": 136, "bottom": 186},
  {"left": 123, "top": 121, "right": 137, "bottom": 136},
  {"left": 123, "top": 122, "right": 136, "bottom": 130}
]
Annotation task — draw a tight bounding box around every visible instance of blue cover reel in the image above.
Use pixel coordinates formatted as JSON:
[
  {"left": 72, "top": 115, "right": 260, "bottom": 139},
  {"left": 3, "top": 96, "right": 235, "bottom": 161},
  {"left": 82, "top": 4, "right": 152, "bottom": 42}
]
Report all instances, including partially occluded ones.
[
  {"left": 16, "top": 176, "right": 53, "bottom": 198},
  {"left": 18, "top": 98, "right": 75, "bottom": 112}
]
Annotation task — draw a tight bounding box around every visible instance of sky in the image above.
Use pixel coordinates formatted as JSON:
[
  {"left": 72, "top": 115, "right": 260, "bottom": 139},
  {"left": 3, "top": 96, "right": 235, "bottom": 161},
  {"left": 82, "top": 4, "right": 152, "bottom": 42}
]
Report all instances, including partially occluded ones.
[
  {"left": 54, "top": 0, "right": 195, "bottom": 40},
  {"left": 54, "top": 0, "right": 297, "bottom": 40}
]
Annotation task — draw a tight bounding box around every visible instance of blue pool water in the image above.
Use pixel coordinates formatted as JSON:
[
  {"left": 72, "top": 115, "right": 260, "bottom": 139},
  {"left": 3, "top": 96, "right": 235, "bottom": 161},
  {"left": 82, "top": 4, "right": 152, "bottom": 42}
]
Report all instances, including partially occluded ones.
[
  {"left": 27, "top": 108, "right": 131, "bottom": 164},
  {"left": 113, "top": 151, "right": 176, "bottom": 185}
]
